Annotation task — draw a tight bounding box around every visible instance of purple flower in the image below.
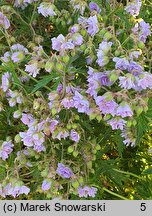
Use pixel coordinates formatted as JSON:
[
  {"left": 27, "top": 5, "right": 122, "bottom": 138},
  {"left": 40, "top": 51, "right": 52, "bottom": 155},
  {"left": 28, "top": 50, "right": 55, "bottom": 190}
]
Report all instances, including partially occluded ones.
[
  {"left": 116, "top": 103, "right": 133, "bottom": 118},
  {"left": 70, "top": 129, "right": 80, "bottom": 143},
  {"left": 4, "top": 183, "right": 30, "bottom": 198},
  {"left": 38, "top": 3, "right": 56, "bottom": 17},
  {"left": 0, "top": 141, "right": 14, "bottom": 160},
  {"left": 125, "top": 0, "right": 141, "bottom": 17},
  {"left": 13, "top": 110, "right": 22, "bottom": 119},
  {"left": 89, "top": 2, "right": 101, "bottom": 13},
  {"left": 21, "top": 113, "right": 35, "bottom": 126},
  {"left": 19, "top": 186, "right": 30, "bottom": 195},
  {"left": 61, "top": 97, "right": 74, "bottom": 109},
  {"left": 138, "top": 73, "right": 152, "bottom": 89},
  {"left": 139, "top": 21, "right": 151, "bottom": 43},
  {"left": 100, "top": 71, "right": 113, "bottom": 86},
  {"left": 1, "top": 72, "right": 11, "bottom": 92},
  {"left": 56, "top": 163, "right": 73, "bottom": 179},
  {"left": 11, "top": 44, "right": 28, "bottom": 53},
  {"left": 0, "top": 12, "right": 10, "bottom": 29},
  {"left": 55, "top": 130, "right": 69, "bottom": 140},
  {"left": 42, "top": 180, "right": 51, "bottom": 191},
  {"left": 128, "top": 61, "right": 143, "bottom": 74},
  {"left": 73, "top": 91, "right": 90, "bottom": 114},
  {"left": 70, "top": 25, "right": 79, "bottom": 33},
  {"left": 121, "top": 129, "right": 136, "bottom": 146},
  {"left": 11, "top": 51, "right": 24, "bottom": 63},
  {"left": 95, "top": 96, "right": 117, "bottom": 116},
  {"left": 87, "top": 15, "right": 99, "bottom": 36},
  {"left": 51, "top": 34, "right": 74, "bottom": 52},
  {"left": 119, "top": 74, "right": 136, "bottom": 89},
  {"left": 129, "top": 51, "right": 141, "bottom": 59},
  {"left": 86, "top": 67, "right": 100, "bottom": 97},
  {"left": 50, "top": 120, "right": 59, "bottom": 133},
  {"left": 1, "top": 51, "right": 10, "bottom": 63},
  {"left": 71, "top": 33, "right": 83, "bottom": 46},
  {"left": 113, "top": 57, "right": 129, "bottom": 70},
  {"left": 96, "top": 42, "right": 112, "bottom": 67},
  {"left": 7, "top": 90, "right": 23, "bottom": 107},
  {"left": 78, "top": 186, "right": 97, "bottom": 198},
  {"left": 107, "top": 118, "right": 126, "bottom": 130},
  {"left": 19, "top": 126, "right": 45, "bottom": 151},
  {"left": 25, "top": 62, "right": 40, "bottom": 77},
  {"left": 98, "top": 41, "right": 113, "bottom": 54}
]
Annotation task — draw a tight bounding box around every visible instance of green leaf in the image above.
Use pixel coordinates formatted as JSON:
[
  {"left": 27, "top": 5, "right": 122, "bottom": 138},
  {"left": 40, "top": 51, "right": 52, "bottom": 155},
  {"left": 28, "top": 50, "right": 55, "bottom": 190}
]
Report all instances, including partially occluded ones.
[
  {"left": 31, "top": 74, "right": 55, "bottom": 93},
  {"left": 136, "top": 114, "right": 149, "bottom": 145},
  {"left": 143, "top": 167, "right": 152, "bottom": 175}
]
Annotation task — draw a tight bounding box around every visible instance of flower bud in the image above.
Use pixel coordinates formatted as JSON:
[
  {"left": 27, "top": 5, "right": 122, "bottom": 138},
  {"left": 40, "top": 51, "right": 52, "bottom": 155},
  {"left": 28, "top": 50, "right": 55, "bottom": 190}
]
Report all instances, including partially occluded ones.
[
  {"left": 62, "top": 55, "right": 70, "bottom": 64},
  {"left": 56, "top": 62, "right": 64, "bottom": 71},
  {"left": 45, "top": 61, "right": 54, "bottom": 72},
  {"left": 109, "top": 73, "right": 118, "bottom": 82},
  {"left": 80, "top": 44, "right": 87, "bottom": 51},
  {"left": 73, "top": 150, "right": 79, "bottom": 157},
  {"left": 137, "top": 41, "right": 145, "bottom": 49},
  {"left": 136, "top": 107, "right": 143, "bottom": 116},
  {"left": 14, "top": 134, "right": 21, "bottom": 143},
  {"left": 68, "top": 146, "right": 74, "bottom": 153},
  {"left": 51, "top": 108, "right": 57, "bottom": 116},
  {"left": 104, "top": 32, "right": 112, "bottom": 41},
  {"left": 72, "top": 181, "right": 79, "bottom": 189}
]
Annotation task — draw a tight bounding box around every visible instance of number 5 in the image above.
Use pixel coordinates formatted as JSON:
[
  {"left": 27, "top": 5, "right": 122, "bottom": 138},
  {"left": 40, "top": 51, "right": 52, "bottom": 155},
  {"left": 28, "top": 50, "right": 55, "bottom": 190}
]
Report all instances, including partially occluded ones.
[{"left": 140, "top": 203, "right": 146, "bottom": 211}]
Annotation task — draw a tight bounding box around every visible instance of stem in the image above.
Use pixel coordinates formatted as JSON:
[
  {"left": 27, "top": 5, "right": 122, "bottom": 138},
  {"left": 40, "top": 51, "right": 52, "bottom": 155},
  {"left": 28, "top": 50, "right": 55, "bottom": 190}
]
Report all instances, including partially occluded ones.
[
  {"left": 103, "top": 187, "right": 128, "bottom": 200},
  {"left": 113, "top": 168, "right": 143, "bottom": 180},
  {"left": 12, "top": 9, "right": 36, "bottom": 41}
]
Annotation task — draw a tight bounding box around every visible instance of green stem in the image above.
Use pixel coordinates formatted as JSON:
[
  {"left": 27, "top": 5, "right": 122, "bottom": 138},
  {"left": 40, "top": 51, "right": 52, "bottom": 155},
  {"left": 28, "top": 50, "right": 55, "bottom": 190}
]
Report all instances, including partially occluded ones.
[
  {"left": 103, "top": 187, "right": 128, "bottom": 200},
  {"left": 113, "top": 168, "right": 143, "bottom": 180},
  {"left": 12, "top": 9, "right": 36, "bottom": 41}
]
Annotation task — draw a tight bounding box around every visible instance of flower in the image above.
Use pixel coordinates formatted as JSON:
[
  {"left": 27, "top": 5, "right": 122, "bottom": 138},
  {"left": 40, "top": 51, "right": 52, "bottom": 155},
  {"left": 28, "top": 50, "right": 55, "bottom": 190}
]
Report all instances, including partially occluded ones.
[
  {"left": 56, "top": 163, "right": 74, "bottom": 179},
  {"left": 11, "top": 51, "right": 25, "bottom": 63},
  {"left": 1, "top": 52, "right": 10, "bottom": 63},
  {"left": 38, "top": 3, "right": 56, "bottom": 17},
  {"left": 128, "top": 61, "right": 143, "bottom": 74},
  {"left": 119, "top": 74, "right": 136, "bottom": 89},
  {"left": 116, "top": 103, "right": 133, "bottom": 118},
  {"left": 1, "top": 72, "right": 11, "bottom": 92},
  {"left": 61, "top": 98, "right": 75, "bottom": 109},
  {"left": 73, "top": 91, "right": 90, "bottom": 114},
  {"left": 0, "top": 12, "right": 10, "bottom": 29},
  {"left": 87, "top": 15, "right": 99, "bottom": 36},
  {"left": 113, "top": 57, "right": 129, "bottom": 70},
  {"left": 42, "top": 180, "right": 51, "bottom": 191},
  {"left": 95, "top": 96, "right": 117, "bottom": 116},
  {"left": 19, "top": 126, "right": 45, "bottom": 152},
  {"left": 125, "top": 0, "right": 141, "bottom": 17},
  {"left": 0, "top": 141, "right": 14, "bottom": 161},
  {"left": 78, "top": 186, "right": 97, "bottom": 198},
  {"left": 121, "top": 128, "right": 136, "bottom": 146},
  {"left": 89, "top": 2, "right": 101, "bottom": 13},
  {"left": 107, "top": 118, "right": 126, "bottom": 130},
  {"left": 3, "top": 183, "right": 30, "bottom": 198},
  {"left": 96, "top": 42, "right": 112, "bottom": 67},
  {"left": 138, "top": 73, "right": 152, "bottom": 89},
  {"left": 70, "top": 129, "right": 80, "bottom": 143},
  {"left": 11, "top": 44, "right": 28, "bottom": 53},
  {"left": 51, "top": 34, "right": 74, "bottom": 52},
  {"left": 25, "top": 62, "right": 40, "bottom": 77},
  {"left": 71, "top": 33, "right": 83, "bottom": 46},
  {"left": 139, "top": 21, "right": 151, "bottom": 43},
  {"left": 7, "top": 90, "right": 23, "bottom": 107}
]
